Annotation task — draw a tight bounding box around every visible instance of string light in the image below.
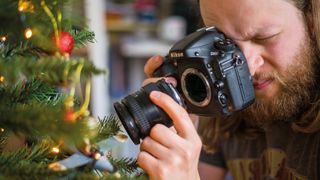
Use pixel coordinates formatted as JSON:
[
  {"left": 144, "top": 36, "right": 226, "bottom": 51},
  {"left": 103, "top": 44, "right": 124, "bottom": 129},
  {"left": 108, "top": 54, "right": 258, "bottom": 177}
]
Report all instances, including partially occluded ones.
[
  {"left": 0, "top": 36, "right": 6, "bottom": 42},
  {"left": 51, "top": 146, "right": 60, "bottom": 154},
  {"left": 0, "top": 76, "right": 4, "bottom": 83},
  {"left": 0, "top": 128, "right": 4, "bottom": 132},
  {"left": 24, "top": 28, "right": 33, "bottom": 39},
  {"left": 93, "top": 152, "right": 102, "bottom": 160}
]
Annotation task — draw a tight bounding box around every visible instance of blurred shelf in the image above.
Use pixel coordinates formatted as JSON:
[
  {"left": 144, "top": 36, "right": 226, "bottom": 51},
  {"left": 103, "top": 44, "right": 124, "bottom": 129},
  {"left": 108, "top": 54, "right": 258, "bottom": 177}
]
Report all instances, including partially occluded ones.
[{"left": 106, "top": 19, "right": 156, "bottom": 33}]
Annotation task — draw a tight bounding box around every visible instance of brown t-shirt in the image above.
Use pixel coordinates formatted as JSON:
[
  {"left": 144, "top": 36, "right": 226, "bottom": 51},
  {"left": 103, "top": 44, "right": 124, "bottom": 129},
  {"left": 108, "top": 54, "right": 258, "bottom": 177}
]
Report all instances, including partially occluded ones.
[{"left": 200, "top": 122, "right": 320, "bottom": 179}]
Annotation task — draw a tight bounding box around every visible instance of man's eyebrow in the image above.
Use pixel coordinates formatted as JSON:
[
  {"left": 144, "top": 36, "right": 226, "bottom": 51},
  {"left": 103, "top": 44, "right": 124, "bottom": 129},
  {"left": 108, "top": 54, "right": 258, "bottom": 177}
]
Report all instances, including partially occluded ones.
[{"left": 230, "top": 26, "right": 281, "bottom": 41}]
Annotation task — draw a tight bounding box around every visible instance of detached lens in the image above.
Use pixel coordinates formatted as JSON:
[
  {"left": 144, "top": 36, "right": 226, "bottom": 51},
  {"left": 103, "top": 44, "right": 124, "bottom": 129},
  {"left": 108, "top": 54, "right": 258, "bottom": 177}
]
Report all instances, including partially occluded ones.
[{"left": 113, "top": 79, "right": 183, "bottom": 144}]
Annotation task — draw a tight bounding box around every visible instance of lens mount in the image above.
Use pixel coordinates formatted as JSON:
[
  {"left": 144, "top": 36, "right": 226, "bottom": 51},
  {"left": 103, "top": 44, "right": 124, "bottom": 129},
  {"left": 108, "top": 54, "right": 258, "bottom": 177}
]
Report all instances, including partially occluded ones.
[{"left": 181, "top": 68, "right": 211, "bottom": 107}]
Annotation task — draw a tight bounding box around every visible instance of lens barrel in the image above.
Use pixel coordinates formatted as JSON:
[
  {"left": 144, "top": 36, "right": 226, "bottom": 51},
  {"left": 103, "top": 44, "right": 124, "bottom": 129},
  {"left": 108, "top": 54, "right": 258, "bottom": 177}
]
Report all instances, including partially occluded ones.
[{"left": 113, "top": 79, "right": 183, "bottom": 144}]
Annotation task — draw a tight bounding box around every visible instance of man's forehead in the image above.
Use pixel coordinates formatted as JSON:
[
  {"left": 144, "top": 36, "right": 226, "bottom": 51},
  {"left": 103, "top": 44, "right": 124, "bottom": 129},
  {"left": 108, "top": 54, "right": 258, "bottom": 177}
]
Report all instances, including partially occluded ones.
[{"left": 200, "top": 0, "right": 292, "bottom": 39}]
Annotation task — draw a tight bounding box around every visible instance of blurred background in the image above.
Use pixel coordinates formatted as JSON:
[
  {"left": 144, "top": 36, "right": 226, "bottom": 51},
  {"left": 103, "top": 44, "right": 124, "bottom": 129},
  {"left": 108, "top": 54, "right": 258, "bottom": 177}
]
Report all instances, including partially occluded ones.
[{"left": 68, "top": 0, "right": 201, "bottom": 158}]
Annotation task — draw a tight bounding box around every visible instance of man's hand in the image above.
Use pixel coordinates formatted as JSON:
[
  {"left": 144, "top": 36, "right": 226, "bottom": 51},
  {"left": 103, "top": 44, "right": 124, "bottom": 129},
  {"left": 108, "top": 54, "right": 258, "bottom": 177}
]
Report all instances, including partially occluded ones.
[{"left": 137, "top": 91, "right": 202, "bottom": 180}]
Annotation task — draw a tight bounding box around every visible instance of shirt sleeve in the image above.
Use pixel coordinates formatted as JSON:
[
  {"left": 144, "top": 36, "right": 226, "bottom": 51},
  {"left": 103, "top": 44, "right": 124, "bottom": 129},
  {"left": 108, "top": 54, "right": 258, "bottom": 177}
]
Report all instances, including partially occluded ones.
[{"left": 199, "top": 149, "right": 227, "bottom": 169}]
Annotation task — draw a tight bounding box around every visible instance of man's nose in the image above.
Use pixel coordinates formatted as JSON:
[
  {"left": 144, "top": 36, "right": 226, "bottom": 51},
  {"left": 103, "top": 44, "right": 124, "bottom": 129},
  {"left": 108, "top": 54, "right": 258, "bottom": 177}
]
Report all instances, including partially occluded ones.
[{"left": 238, "top": 42, "right": 264, "bottom": 76}]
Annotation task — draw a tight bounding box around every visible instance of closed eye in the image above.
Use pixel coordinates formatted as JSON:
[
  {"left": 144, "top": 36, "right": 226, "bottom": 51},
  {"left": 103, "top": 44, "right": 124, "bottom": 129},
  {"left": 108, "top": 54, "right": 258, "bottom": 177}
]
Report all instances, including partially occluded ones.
[{"left": 253, "top": 32, "right": 281, "bottom": 42}]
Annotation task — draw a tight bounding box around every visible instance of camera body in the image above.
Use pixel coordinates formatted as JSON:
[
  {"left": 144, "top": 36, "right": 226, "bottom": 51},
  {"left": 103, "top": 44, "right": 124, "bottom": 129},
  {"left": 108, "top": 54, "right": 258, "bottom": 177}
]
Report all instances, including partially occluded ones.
[
  {"left": 154, "top": 27, "right": 255, "bottom": 116},
  {"left": 113, "top": 27, "right": 255, "bottom": 144}
]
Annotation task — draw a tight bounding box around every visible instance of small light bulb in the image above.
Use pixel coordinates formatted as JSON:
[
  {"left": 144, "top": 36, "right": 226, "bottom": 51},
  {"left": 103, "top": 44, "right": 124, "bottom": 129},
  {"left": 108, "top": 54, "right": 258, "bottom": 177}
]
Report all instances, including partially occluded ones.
[
  {"left": 25, "top": 28, "right": 33, "bottom": 39},
  {"left": 0, "top": 128, "right": 4, "bottom": 132},
  {"left": 0, "top": 36, "right": 6, "bottom": 42},
  {"left": 0, "top": 76, "right": 4, "bottom": 82},
  {"left": 51, "top": 146, "right": 60, "bottom": 154},
  {"left": 94, "top": 152, "right": 102, "bottom": 160}
]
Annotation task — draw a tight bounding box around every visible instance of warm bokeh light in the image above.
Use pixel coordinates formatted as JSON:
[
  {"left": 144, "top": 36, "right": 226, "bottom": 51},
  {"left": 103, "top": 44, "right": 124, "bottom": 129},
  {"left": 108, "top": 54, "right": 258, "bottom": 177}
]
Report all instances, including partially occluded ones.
[
  {"left": 25, "top": 28, "right": 33, "bottom": 39},
  {"left": 18, "top": 0, "right": 34, "bottom": 12},
  {"left": 1, "top": 36, "right": 6, "bottom": 42},
  {"left": 93, "top": 152, "right": 101, "bottom": 160},
  {"left": 51, "top": 146, "right": 60, "bottom": 154}
]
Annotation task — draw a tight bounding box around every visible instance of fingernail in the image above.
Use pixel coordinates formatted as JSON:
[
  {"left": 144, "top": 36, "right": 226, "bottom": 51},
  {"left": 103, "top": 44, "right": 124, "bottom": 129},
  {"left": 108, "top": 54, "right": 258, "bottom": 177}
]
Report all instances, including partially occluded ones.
[{"left": 150, "top": 91, "right": 161, "bottom": 100}]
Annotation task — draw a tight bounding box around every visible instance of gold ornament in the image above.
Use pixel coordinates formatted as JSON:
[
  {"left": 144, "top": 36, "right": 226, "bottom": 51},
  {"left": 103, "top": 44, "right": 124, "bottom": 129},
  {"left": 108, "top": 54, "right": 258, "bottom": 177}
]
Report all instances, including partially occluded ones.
[
  {"left": 114, "top": 172, "right": 121, "bottom": 179},
  {"left": 114, "top": 133, "right": 128, "bottom": 143},
  {"left": 48, "top": 162, "right": 67, "bottom": 171},
  {"left": 64, "top": 96, "right": 74, "bottom": 109},
  {"left": 18, "top": 0, "right": 34, "bottom": 12}
]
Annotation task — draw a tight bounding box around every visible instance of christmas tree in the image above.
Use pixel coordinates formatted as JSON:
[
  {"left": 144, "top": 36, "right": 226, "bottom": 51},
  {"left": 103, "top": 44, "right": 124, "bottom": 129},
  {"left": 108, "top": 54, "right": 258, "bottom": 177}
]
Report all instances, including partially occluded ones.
[{"left": 0, "top": 0, "right": 142, "bottom": 179}]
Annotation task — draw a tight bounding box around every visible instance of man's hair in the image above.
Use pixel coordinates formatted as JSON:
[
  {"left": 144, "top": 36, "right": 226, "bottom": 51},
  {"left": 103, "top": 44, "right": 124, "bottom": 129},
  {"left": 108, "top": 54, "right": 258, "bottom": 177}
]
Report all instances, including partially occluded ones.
[{"left": 199, "top": 0, "right": 320, "bottom": 153}]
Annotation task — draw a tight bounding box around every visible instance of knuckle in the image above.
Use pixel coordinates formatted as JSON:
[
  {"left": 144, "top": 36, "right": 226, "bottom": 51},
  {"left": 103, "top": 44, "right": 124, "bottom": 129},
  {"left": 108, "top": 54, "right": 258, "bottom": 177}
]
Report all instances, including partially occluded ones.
[
  {"left": 180, "top": 148, "right": 193, "bottom": 161},
  {"left": 150, "top": 124, "right": 163, "bottom": 137},
  {"left": 170, "top": 154, "right": 183, "bottom": 166},
  {"left": 157, "top": 165, "right": 169, "bottom": 178}
]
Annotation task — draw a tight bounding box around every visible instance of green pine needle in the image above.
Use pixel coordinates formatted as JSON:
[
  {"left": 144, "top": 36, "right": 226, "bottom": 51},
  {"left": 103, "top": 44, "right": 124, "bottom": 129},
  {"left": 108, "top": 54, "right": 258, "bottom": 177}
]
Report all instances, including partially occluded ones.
[
  {"left": 95, "top": 115, "right": 122, "bottom": 142},
  {"left": 109, "top": 157, "right": 139, "bottom": 176}
]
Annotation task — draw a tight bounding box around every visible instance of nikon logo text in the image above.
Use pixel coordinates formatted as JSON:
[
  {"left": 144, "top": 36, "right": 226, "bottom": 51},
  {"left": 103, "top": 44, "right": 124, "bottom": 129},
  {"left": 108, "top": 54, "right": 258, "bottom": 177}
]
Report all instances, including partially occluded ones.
[{"left": 170, "top": 52, "right": 184, "bottom": 58}]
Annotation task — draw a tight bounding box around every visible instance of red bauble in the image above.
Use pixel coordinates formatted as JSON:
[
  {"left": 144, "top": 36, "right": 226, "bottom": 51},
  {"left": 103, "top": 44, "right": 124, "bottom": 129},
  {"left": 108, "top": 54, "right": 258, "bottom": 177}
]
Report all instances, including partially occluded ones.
[
  {"left": 64, "top": 109, "right": 76, "bottom": 123},
  {"left": 56, "top": 31, "right": 75, "bottom": 54}
]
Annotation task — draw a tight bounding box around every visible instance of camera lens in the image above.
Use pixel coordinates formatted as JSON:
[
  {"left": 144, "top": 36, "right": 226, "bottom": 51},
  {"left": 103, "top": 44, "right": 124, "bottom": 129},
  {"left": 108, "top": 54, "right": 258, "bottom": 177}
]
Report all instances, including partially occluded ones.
[
  {"left": 113, "top": 79, "right": 183, "bottom": 145},
  {"left": 181, "top": 68, "right": 211, "bottom": 107}
]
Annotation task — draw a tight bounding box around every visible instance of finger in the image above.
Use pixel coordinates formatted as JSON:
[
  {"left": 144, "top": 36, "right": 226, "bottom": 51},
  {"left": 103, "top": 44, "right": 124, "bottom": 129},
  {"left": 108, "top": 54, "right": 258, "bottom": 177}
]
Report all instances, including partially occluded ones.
[
  {"left": 169, "top": 126, "right": 177, "bottom": 133},
  {"left": 137, "top": 151, "right": 159, "bottom": 173},
  {"left": 149, "top": 91, "right": 197, "bottom": 140},
  {"left": 140, "top": 136, "right": 170, "bottom": 159},
  {"left": 144, "top": 55, "right": 164, "bottom": 78},
  {"left": 142, "top": 77, "right": 162, "bottom": 86},
  {"left": 149, "top": 124, "right": 182, "bottom": 148}
]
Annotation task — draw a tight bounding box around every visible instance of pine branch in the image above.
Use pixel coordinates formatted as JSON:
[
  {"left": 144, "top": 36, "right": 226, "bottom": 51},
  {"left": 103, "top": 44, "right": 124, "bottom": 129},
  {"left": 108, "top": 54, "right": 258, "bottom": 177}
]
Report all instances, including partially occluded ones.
[
  {"left": 109, "top": 157, "right": 139, "bottom": 176},
  {"left": 0, "top": 102, "right": 91, "bottom": 143},
  {"left": 95, "top": 115, "right": 122, "bottom": 142},
  {"left": 0, "top": 56, "right": 104, "bottom": 88},
  {"left": 0, "top": 79, "right": 62, "bottom": 105},
  {"left": 0, "top": 141, "right": 71, "bottom": 179},
  {"left": 71, "top": 28, "right": 95, "bottom": 49}
]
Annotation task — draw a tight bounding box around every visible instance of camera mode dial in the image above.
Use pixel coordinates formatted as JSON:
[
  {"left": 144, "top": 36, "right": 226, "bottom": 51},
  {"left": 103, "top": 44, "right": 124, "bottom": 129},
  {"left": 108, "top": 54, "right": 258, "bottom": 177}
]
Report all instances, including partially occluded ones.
[{"left": 214, "top": 39, "right": 235, "bottom": 51}]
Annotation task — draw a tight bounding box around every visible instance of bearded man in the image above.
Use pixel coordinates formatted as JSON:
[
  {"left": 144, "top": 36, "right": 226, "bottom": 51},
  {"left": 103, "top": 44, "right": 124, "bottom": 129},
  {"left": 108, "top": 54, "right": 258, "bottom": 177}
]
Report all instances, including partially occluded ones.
[{"left": 137, "top": 0, "right": 320, "bottom": 179}]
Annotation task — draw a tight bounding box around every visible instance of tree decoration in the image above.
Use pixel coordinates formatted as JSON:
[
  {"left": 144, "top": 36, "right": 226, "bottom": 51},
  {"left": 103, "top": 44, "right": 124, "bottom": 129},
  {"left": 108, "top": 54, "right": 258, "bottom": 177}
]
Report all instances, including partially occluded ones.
[
  {"left": 0, "top": 76, "right": 4, "bottom": 83},
  {"left": 0, "top": 0, "right": 144, "bottom": 179},
  {"left": 24, "top": 28, "right": 33, "bottom": 39},
  {"left": 56, "top": 31, "right": 75, "bottom": 54},
  {"left": 18, "top": 0, "right": 34, "bottom": 12},
  {"left": 0, "top": 36, "right": 6, "bottom": 42}
]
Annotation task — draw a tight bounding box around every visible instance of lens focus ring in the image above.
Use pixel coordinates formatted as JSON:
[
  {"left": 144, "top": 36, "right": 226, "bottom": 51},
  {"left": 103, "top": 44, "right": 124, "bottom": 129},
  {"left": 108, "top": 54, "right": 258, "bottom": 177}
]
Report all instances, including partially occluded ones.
[{"left": 125, "top": 95, "right": 151, "bottom": 137}]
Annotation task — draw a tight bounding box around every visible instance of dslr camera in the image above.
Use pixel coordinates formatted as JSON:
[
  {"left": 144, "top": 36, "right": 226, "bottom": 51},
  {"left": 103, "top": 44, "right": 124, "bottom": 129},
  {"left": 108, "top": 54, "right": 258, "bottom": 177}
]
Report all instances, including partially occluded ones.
[{"left": 113, "top": 27, "right": 255, "bottom": 144}]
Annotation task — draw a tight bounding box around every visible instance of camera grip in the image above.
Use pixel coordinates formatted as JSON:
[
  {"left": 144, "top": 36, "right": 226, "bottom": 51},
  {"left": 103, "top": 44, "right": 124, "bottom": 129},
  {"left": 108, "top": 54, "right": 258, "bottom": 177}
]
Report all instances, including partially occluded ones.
[{"left": 152, "top": 56, "right": 179, "bottom": 79}]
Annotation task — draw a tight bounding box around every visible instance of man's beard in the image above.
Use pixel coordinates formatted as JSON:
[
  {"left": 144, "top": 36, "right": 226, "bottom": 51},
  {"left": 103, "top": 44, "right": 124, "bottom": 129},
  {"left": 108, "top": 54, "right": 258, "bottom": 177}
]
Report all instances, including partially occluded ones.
[{"left": 237, "top": 34, "right": 319, "bottom": 127}]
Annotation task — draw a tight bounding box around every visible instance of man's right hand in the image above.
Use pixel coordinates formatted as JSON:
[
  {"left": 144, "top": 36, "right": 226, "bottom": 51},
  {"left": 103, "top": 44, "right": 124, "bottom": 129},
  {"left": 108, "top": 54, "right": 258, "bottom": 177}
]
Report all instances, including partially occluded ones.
[{"left": 142, "top": 55, "right": 177, "bottom": 87}]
